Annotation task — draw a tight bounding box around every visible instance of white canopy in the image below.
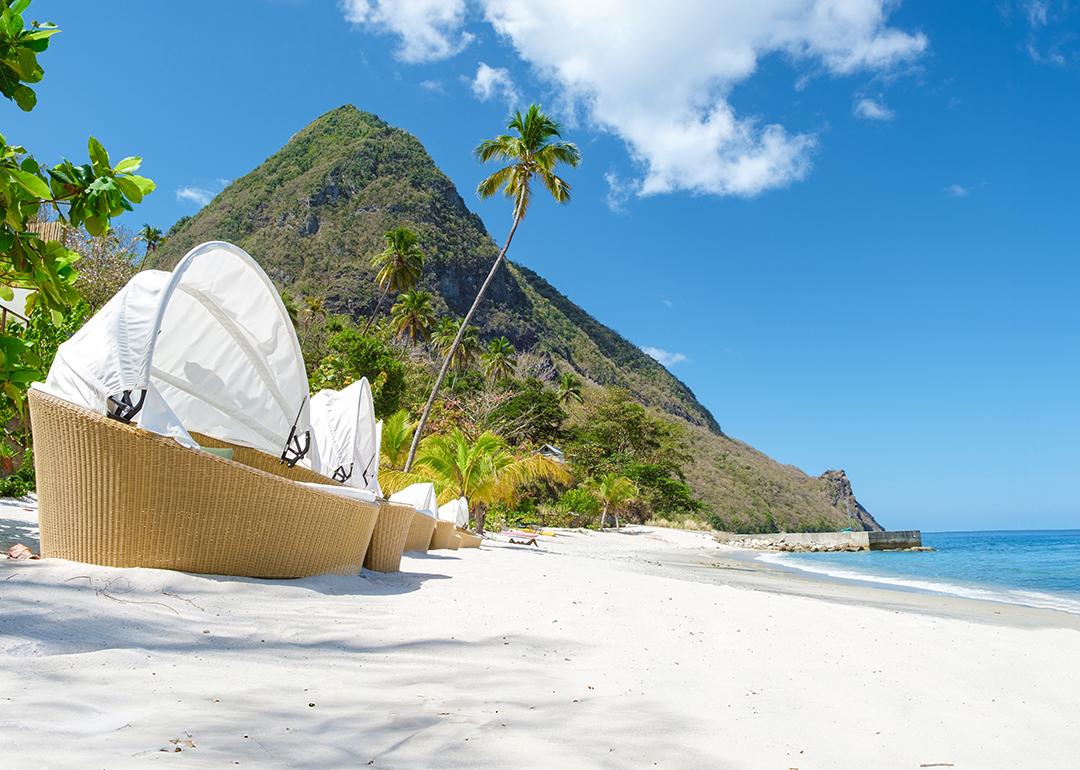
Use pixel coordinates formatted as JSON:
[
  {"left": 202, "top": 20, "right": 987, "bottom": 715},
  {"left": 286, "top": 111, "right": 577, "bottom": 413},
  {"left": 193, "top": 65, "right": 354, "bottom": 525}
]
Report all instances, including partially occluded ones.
[
  {"left": 390, "top": 482, "right": 437, "bottom": 520},
  {"left": 37, "top": 241, "right": 318, "bottom": 467},
  {"left": 438, "top": 496, "right": 470, "bottom": 529},
  {"left": 310, "top": 378, "right": 380, "bottom": 494}
]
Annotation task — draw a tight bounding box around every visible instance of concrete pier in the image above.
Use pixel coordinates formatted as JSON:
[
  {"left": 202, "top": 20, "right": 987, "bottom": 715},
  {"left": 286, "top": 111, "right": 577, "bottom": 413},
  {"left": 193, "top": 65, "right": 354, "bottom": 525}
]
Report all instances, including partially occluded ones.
[
  {"left": 716, "top": 530, "right": 923, "bottom": 552},
  {"left": 868, "top": 530, "right": 922, "bottom": 550}
]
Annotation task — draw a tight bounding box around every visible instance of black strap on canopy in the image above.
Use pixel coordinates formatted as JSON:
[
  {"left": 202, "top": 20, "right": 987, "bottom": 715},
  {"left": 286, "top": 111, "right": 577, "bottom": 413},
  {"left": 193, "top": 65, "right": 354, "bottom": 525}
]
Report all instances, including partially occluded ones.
[
  {"left": 280, "top": 396, "right": 310, "bottom": 468},
  {"left": 106, "top": 389, "right": 146, "bottom": 423},
  {"left": 332, "top": 463, "right": 353, "bottom": 483}
]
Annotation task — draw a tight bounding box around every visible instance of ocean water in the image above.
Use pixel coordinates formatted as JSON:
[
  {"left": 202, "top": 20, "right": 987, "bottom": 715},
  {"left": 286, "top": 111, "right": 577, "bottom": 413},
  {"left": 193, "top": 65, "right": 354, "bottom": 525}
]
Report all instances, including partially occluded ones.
[{"left": 760, "top": 530, "right": 1080, "bottom": 615}]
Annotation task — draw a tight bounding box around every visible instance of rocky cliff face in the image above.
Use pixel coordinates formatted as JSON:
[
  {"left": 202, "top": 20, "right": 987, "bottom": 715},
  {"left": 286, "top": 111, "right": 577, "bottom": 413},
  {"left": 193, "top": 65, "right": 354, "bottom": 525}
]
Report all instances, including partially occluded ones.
[
  {"left": 151, "top": 104, "right": 882, "bottom": 533},
  {"left": 820, "top": 470, "right": 883, "bottom": 531}
]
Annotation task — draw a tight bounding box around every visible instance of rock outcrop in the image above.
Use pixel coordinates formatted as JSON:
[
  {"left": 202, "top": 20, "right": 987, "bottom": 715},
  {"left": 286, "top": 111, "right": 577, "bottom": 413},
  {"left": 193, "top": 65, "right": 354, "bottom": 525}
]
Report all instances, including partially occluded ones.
[{"left": 819, "top": 469, "right": 883, "bottom": 531}]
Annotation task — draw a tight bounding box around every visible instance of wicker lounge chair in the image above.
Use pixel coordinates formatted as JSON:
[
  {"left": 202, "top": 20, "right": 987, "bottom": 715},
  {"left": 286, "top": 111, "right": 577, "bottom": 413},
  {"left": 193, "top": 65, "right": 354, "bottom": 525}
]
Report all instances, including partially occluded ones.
[
  {"left": 309, "top": 380, "right": 411, "bottom": 572},
  {"left": 456, "top": 530, "right": 482, "bottom": 548},
  {"left": 429, "top": 520, "right": 457, "bottom": 550},
  {"left": 29, "top": 390, "right": 378, "bottom": 577},
  {"left": 31, "top": 242, "right": 380, "bottom": 578},
  {"left": 390, "top": 483, "right": 438, "bottom": 554}
]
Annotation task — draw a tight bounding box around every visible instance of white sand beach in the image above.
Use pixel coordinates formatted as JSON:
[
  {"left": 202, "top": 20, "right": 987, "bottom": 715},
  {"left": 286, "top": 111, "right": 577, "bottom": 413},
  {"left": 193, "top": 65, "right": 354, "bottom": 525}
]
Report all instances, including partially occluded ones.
[{"left": 2, "top": 500, "right": 1079, "bottom": 769}]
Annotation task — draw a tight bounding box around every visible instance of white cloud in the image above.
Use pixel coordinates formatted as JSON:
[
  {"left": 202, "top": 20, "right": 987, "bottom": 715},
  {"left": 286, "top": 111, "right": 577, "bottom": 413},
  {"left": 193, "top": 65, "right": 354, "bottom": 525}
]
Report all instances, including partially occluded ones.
[
  {"left": 944, "top": 184, "right": 969, "bottom": 197},
  {"left": 853, "top": 96, "right": 895, "bottom": 121},
  {"left": 470, "top": 62, "right": 519, "bottom": 105},
  {"left": 339, "top": 0, "right": 472, "bottom": 62},
  {"left": 603, "top": 171, "right": 637, "bottom": 213},
  {"left": 419, "top": 79, "right": 445, "bottom": 93},
  {"left": 1025, "top": 0, "right": 1049, "bottom": 27},
  {"left": 642, "top": 346, "right": 688, "bottom": 366},
  {"left": 341, "top": 0, "right": 927, "bottom": 197},
  {"left": 176, "top": 186, "right": 215, "bottom": 207}
]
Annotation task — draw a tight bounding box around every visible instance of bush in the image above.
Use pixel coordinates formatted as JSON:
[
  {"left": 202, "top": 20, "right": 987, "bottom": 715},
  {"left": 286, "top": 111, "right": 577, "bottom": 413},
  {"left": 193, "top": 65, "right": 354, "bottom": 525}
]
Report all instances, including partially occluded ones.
[
  {"left": 309, "top": 329, "right": 407, "bottom": 417},
  {"left": 0, "top": 451, "right": 35, "bottom": 497},
  {"left": 557, "top": 487, "right": 599, "bottom": 516}
]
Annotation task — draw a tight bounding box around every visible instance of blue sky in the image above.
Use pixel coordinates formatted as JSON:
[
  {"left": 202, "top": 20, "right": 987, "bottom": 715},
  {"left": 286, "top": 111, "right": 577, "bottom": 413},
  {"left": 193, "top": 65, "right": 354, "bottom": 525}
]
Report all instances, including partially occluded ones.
[{"left": 9, "top": 1, "right": 1080, "bottom": 530}]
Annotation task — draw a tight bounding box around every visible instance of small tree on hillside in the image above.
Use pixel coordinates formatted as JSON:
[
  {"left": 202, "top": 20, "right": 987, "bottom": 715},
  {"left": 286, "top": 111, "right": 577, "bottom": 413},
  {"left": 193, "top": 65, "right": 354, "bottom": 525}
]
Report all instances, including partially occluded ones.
[{"left": 586, "top": 473, "right": 639, "bottom": 529}]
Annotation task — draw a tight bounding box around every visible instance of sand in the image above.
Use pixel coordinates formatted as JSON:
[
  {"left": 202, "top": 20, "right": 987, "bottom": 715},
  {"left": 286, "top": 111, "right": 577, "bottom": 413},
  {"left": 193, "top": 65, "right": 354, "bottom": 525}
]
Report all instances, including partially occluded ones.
[{"left": 2, "top": 501, "right": 1079, "bottom": 768}]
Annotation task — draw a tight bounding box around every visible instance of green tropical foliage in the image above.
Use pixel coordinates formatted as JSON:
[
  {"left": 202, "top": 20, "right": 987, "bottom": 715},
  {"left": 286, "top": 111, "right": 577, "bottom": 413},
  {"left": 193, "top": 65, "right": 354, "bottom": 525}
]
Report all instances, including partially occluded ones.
[
  {"left": 390, "top": 289, "right": 435, "bottom": 342},
  {"left": 379, "top": 409, "right": 413, "bottom": 470},
  {"left": 434, "top": 317, "right": 479, "bottom": 371},
  {"left": 482, "top": 336, "right": 516, "bottom": 381},
  {"left": 138, "top": 224, "right": 162, "bottom": 255},
  {"left": 391, "top": 428, "right": 570, "bottom": 533},
  {"left": 309, "top": 328, "right": 406, "bottom": 417},
  {"left": 0, "top": 0, "right": 56, "bottom": 111},
  {"left": 0, "top": 0, "right": 152, "bottom": 468},
  {"left": 586, "top": 473, "right": 639, "bottom": 528},
  {"left": 366, "top": 226, "right": 424, "bottom": 332},
  {"left": 557, "top": 371, "right": 583, "bottom": 405}
]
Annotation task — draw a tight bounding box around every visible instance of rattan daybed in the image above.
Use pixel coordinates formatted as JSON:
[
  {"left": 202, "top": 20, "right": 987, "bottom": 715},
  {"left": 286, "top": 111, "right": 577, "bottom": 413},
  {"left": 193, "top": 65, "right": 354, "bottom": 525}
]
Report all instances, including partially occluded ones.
[
  {"left": 30, "top": 390, "right": 378, "bottom": 577},
  {"left": 31, "top": 241, "right": 381, "bottom": 578},
  {"left": 390, "top": 482, "right": 439, "bottom": 554},
  {"left": 456, "top": 530, "right": 482, "bottom": 548},
  {"left": 429, "top": 520, "right": 457, "bottom": 550},
  {"left": 309, "top": 380, "right": 412, "bottom": 572}
]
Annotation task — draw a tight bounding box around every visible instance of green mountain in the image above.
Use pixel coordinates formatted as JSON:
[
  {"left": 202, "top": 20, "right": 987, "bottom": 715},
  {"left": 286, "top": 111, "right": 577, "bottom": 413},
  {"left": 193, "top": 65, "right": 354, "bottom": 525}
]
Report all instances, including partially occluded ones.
[{"left": 152, "top": 105, "right": 881, "bottom": 532}]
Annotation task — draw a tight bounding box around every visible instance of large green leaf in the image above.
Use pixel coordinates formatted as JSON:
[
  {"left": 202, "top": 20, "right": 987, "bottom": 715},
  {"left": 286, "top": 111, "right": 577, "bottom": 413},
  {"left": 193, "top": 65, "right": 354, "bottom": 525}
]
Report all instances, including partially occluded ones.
[
  {"left": 87, "top": 136, "right": 110, "bottom": 174},
  {"left": 114, "top": 175, "right": 143, "bottom": 203},
  {"left": 12, "top": 84, "right": 35, "bottom": 111},
  {"left": 112, "top": 156, "right": 141, "bottom": 174},
  {"left": 9, "top": 168, "right": 51, "bottom": 199}
]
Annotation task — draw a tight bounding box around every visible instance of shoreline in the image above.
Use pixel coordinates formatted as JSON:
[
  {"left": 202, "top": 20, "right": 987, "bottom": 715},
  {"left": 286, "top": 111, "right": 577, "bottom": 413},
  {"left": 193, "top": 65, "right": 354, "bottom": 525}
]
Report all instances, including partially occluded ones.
[{"left": 554, "top": 526, "right": 1080, "bottom": 631}]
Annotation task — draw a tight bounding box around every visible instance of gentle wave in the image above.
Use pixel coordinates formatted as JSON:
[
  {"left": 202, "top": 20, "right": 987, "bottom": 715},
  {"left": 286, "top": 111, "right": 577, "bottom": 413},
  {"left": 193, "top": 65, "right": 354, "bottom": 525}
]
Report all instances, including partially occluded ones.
[{"left": 757, "top": 551, "right": 1080, "bottom": 616}]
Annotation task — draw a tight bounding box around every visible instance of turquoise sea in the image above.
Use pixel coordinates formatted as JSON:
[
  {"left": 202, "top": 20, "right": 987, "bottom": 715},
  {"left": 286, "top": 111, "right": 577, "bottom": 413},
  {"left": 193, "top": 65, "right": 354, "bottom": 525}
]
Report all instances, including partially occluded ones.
[{"left": 762, "top": 530, "right": 1080, "bottom": 615}]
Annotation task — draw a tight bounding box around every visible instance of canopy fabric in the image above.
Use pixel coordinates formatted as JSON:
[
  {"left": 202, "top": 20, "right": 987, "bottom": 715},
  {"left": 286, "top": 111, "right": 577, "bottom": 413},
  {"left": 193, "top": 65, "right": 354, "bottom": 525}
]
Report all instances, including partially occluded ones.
[
  {"left": 389, "top": 482, "right": 437, "bottom": 520},
  {"left": 438, "top": 496, "right": 470, "bottom": 528},
  {"left": 309, "top": 378, "right": 380, "bottom": 493},
  {"left": 37, "top": 242, "right": 316, "bottom": 465}
]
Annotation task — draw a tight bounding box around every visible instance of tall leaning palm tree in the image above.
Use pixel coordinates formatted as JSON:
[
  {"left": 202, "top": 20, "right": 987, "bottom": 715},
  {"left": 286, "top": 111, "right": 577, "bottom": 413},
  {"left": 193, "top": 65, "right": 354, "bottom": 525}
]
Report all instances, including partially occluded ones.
[
  {"left": 587, "top": 473, "right": 639, "bottom": 529},
  {"left": 482, "top": 336, "right": 516, "bottom": 381},
  {"left": 403, "top": 104, "right": 580, "bottom": 471},
  {"left": 390, "top": 289, "right": 435, "bottom": 342},
  {"left": 365, "top": 227, "right": 425, "bottom": 334}
]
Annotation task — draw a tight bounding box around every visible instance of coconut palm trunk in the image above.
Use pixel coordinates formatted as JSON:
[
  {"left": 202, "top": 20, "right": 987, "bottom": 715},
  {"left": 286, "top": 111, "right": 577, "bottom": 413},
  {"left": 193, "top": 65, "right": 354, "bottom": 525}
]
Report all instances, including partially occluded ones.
[
  {"left": 473, "top": 502, "right": 488, "bottom": 535},
  {"left": 404, "top": 206, "right": 523, "bottom": 470},
  {"left": 362, "top": 289, "right": 389, "bottom": 335}
]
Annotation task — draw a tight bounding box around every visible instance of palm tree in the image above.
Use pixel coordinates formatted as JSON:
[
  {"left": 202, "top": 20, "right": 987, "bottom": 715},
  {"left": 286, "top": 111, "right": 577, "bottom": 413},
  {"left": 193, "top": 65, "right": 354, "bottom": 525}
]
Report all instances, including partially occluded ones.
[
  {"left": 402, "top": 429, "right": 569, "bottom": 534},
  {"left": 434, "top": 317, "right": 481, "bottom": 371},
  {"left": 586, "top": 473, "right": 639, "bottom": 529},
  {"left": 303, "top": 295, "right": 325, "bottom": 332},
  {"left": 482, "top": 336, "right": 516, "bottom": 381},
  {"left": 138, "top": 224, "right": 163, "bottom": 256},
  {"left": 365, "top": 227, "right": 424, "bottom": 334},
  {"left": 390, "top": 289, "right": 435, "bottom": 342},
  {"left": 404, "top": 104, "right": 580, "bottom": 470},
  {"left": 380, "top": 409, "right": 413, "bottom": 470},
  {"left": 557, "top": 371, "right": 583, "bottom": 405}
]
